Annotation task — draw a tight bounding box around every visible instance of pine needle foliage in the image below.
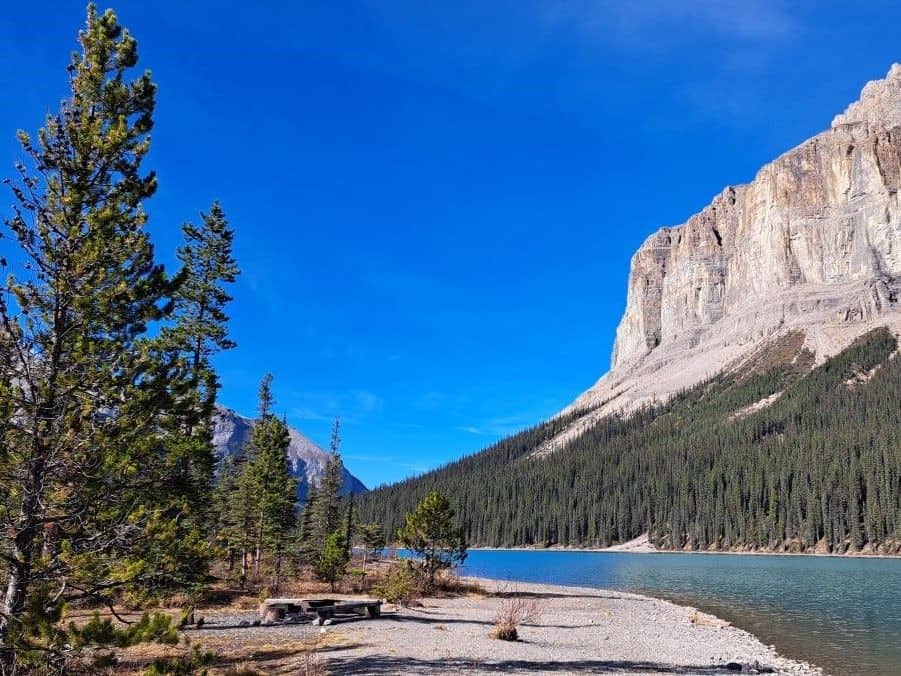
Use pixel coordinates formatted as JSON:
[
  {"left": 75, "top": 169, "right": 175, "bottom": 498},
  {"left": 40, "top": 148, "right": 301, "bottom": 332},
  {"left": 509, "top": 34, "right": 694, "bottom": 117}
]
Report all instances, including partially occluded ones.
[
  {"left": 303, "top": 417, "right": 351, "bottom": 582},
  {"left": 236, "top": 375, "right": 297, "bottom": 588},
  {"left": 304, "top": 421, "right": 344, "bottom": 547},
  {"left": 312, "top": 530, "right": 349, "bottom": 592},
  {"left": 0, "top": 4, "right": 237, "bottom": 660},
  {"left": 164, "top": 201, "right": 239, "bottom": 431},
  {"left": 1, "top": 0, "right": 156, "bottom": 646},
  {"left": 397, "top": 491, "right": 467, "bottom": 591}
]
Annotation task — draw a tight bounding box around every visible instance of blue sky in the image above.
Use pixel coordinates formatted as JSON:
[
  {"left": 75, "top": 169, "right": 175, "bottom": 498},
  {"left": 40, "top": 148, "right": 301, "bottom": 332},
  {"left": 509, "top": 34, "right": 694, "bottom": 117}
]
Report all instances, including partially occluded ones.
[{"left": 1, "top": 2, "right": 899, "bottom": 487}]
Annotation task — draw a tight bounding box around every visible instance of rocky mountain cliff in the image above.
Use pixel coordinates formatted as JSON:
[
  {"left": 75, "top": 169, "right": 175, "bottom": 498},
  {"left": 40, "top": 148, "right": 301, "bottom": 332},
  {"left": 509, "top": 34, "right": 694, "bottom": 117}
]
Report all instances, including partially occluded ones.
[
  {"left": 538, "top": 64, "right": 901, "bottom": 453},
  {"left": 539, "top": 64, "right": 901, "bottom": 453},
  {"left": 212, "top": 405, "right": 367, "bottom": 500},
  {"left": 358, "top": 65, "right": 901, "bottom": 555}
]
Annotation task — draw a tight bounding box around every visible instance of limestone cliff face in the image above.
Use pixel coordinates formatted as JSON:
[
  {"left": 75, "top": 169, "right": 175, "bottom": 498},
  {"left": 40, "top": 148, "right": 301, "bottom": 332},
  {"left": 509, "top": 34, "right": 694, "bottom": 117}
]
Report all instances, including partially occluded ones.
[
  {"left": 613, "top": 63, "right": 901, "bottom": 371},
  {"left": 544, "top": 65, "right": 901, "bottom": 452}
]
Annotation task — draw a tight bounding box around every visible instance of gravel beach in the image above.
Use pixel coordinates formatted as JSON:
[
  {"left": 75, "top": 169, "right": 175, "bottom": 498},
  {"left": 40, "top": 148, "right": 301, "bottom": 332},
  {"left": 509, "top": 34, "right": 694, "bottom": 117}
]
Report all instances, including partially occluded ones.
[{"left": 191, "top": 577, "right": 823, "bottom": 675}]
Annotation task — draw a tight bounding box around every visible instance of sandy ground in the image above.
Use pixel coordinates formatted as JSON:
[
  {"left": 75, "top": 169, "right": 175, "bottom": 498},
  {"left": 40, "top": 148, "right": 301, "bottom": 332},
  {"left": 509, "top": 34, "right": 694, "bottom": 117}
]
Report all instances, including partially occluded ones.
[
  {"left": 468, "top": 534, "right": 655, "bottom": 554},
  {"left": 208, "top": 578, "right": 822, "bottom": 675},
  {"left": 601, "top": 533, "right": 656, "bottom": 552}
]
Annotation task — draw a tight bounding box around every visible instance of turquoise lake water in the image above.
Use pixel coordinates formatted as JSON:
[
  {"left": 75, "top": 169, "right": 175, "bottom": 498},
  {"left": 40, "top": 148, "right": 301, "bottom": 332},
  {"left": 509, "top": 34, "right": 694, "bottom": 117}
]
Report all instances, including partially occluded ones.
[{"left": 456, "top": 550, "right": 901, "bottom": 676}]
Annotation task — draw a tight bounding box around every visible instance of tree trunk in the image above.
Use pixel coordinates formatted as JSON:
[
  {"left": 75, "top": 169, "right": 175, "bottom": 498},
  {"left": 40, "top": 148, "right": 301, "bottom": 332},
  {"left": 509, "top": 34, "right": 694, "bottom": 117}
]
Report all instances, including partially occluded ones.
[
  {"left": 0, "top": 302, "right": 63, "bottom": 649},
  {"left": 0, "top": 461, "right": 43, "bottom": 649},
  {"left": 344, "top": 497, "right": 354, "bottom": 557},
  {"left": 253, "top": 514, "right": 264, "bottom": 578},
  {"left": 274, "top": 551, "right": 282, "bottom": 593},
  {"left": 1, "top": 559, "right": 29, "bottom": 648}
]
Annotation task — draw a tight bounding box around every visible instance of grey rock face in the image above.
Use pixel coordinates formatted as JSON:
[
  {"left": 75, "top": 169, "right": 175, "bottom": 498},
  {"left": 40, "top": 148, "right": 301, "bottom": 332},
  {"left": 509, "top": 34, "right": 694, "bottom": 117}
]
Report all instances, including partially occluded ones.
[
  {"left": 612, "top": 64, "right": 901, "bottom": 372},
  {"left": 546, "top": 65, "right": 901, "bottom": 452},
  {"left": 833, "top": 63, "right": 901, "bottom": 129},
  {"left": 212, "top": 405, "right": 367, "bottom": 500}
]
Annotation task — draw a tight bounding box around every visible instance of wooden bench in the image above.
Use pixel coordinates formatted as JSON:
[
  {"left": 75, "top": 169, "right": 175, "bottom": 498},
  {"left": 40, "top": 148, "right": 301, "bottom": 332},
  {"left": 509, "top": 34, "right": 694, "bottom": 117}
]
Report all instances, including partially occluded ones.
[{"left": 260, "top": 598, "right": 382, "bottom": 625}]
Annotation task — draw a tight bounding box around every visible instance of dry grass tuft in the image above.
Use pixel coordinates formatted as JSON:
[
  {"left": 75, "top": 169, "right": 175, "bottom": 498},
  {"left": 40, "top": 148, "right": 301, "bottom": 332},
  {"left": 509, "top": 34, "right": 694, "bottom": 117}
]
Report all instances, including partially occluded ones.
[
  {"left": 221, "top": 664, "right": 265, "bottom": 676},
  {"left": 491, "top": 584, "right": 541, "bottom": 642},
  {"left": 432, "top": 570, "right": 485, "bottom": 597},
  {"left": 299, "top": 649, "right": 328, "bottom": 676}
]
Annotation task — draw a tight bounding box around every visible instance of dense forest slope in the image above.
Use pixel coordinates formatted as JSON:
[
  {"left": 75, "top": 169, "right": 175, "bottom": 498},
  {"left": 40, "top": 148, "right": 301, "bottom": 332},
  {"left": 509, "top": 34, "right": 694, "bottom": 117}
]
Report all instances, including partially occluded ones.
[{"left": 358, "top": 327, "right": 901, "bottom": 554}]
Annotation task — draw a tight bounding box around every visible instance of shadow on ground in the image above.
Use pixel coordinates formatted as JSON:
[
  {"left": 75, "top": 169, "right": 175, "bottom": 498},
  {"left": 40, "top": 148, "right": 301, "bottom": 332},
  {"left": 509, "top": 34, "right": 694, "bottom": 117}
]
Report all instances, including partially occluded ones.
[
  {"left": 323, "top": 655, "right": 768, "bottom": 674},
  {"left": 490, "top": 590, "right": 650, "bottom": 602},
  {"left": 387, "top": 608, "right": 493, "bottom": 627}
]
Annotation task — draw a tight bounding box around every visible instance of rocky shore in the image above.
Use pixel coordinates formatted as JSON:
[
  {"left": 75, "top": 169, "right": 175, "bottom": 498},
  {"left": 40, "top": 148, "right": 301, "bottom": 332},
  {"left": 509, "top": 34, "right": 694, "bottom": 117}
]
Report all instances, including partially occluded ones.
[{"left": 302, "top": 577, "right": 821, "bottom": 675}]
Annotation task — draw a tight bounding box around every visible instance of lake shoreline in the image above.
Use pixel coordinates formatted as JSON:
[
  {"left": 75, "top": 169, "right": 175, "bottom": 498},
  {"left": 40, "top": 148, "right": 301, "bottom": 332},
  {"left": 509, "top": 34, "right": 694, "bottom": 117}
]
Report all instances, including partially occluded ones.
[
  {"left": 468, "top": 540, "right": 901, "bottom": 559},
  {"left": 319, "top": 576, "right": 822, "bottom": 675},
  {"left": 455, "top": 548, "right": 901, "bottom": 675}
]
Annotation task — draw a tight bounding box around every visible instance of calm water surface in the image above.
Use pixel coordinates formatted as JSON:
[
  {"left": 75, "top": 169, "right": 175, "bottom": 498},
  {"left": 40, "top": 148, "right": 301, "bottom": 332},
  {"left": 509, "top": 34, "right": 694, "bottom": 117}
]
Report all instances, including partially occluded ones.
[{"left": 458, "top": 550, "right": 901, "bottom": 676}]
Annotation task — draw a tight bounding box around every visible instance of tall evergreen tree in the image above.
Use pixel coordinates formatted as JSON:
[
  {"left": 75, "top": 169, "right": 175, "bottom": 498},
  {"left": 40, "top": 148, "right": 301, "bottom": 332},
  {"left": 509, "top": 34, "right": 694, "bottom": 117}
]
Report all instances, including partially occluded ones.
[
  {"left": 229, "top": 454, "right": 257, "bottom": 588},
  {"left": 316, "top": 421, "right": 346, "bottom": 534},
  {"left": 157, "top": 204, "right": 239, "bottom": 565},
  {"left": 0, "top": 4, "right": 214, "bottom": 654},
  {"left": 312, "top": 530, "right": 349, "bottom": 592},
  {"left": 240, "top": 375, "right": 297, "bottom": 585},
  {"left": 166, "top": 201, "right": 239, "bottom": 425},
  {"left": 212, "top": 453, "right": 241, "bottom": 570},
  {"left": 355, "top": 523, "right": 386, "bottom": 563},
  {"left": 344, "top": 495, "right": 356, "bottom": 558},
  {"left": 297, "top": 485, "right": 319, "bottom": 565},
  {"left": 304, "top": 417, "right": 348, "bottom": 582}
]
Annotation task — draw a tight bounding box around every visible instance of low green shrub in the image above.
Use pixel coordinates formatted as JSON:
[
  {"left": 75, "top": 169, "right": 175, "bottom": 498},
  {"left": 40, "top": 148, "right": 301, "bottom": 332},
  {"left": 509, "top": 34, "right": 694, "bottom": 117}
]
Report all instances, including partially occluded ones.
[{"left": 373, "top": 561, "right": 419, "bottom": 606}]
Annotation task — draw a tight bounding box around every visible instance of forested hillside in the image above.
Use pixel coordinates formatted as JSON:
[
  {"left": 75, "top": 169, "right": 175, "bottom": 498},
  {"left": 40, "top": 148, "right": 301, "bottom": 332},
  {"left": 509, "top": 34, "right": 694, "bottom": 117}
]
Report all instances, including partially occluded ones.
[{"left": 358, "top": 328, "right": 901, "bottom": 554}]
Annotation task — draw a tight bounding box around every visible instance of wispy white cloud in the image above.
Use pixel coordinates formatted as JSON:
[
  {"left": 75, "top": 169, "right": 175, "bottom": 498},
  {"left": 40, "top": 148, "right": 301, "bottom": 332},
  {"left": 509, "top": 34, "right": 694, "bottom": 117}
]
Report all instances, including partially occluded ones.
[
  {"left": 543, "top": 0, "right": 797, "bottom": 46},
  {"left": 539, "top": 0, "right": 800, "bottom": 128},
  {"left": 415, "top": 390, "right": 470, "bottom": 411},
  {"left": 291, "top": 406, "right": 333, "bottom": 422},
  {"left": 637, "top": 1, "right": 795, "bottom": 42},
  {"left": 343, "top": 453, "right": 429, "bottom": 475},
  {"left": 352, "top": 389, "right": 384, "bottom": 414},
  {"left": 240, "top": 271, "right": 288, "bottom": 317},
  {"left": 458, "top": 412, "right": 534, "bottom": 437},
  {"left": 418, "top": 391, "right": 446, "bottom": 409},
  {"left": 287, "top": 389, "right": 383, "bottom": 423}
]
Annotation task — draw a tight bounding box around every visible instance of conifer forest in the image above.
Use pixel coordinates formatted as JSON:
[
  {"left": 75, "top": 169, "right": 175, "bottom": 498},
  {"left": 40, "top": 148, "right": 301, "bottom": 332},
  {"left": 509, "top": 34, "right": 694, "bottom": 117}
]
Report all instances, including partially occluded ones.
[{"left": 359, "top": 329, "right": 901, "bottom": 554}]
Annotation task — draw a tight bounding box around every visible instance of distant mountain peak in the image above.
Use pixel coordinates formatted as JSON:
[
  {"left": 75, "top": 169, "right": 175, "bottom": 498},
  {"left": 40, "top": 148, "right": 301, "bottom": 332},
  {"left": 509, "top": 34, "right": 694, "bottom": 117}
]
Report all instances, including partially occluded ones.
[{"left": 212, "top": 404, "right": 366, "bottom": 500}]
